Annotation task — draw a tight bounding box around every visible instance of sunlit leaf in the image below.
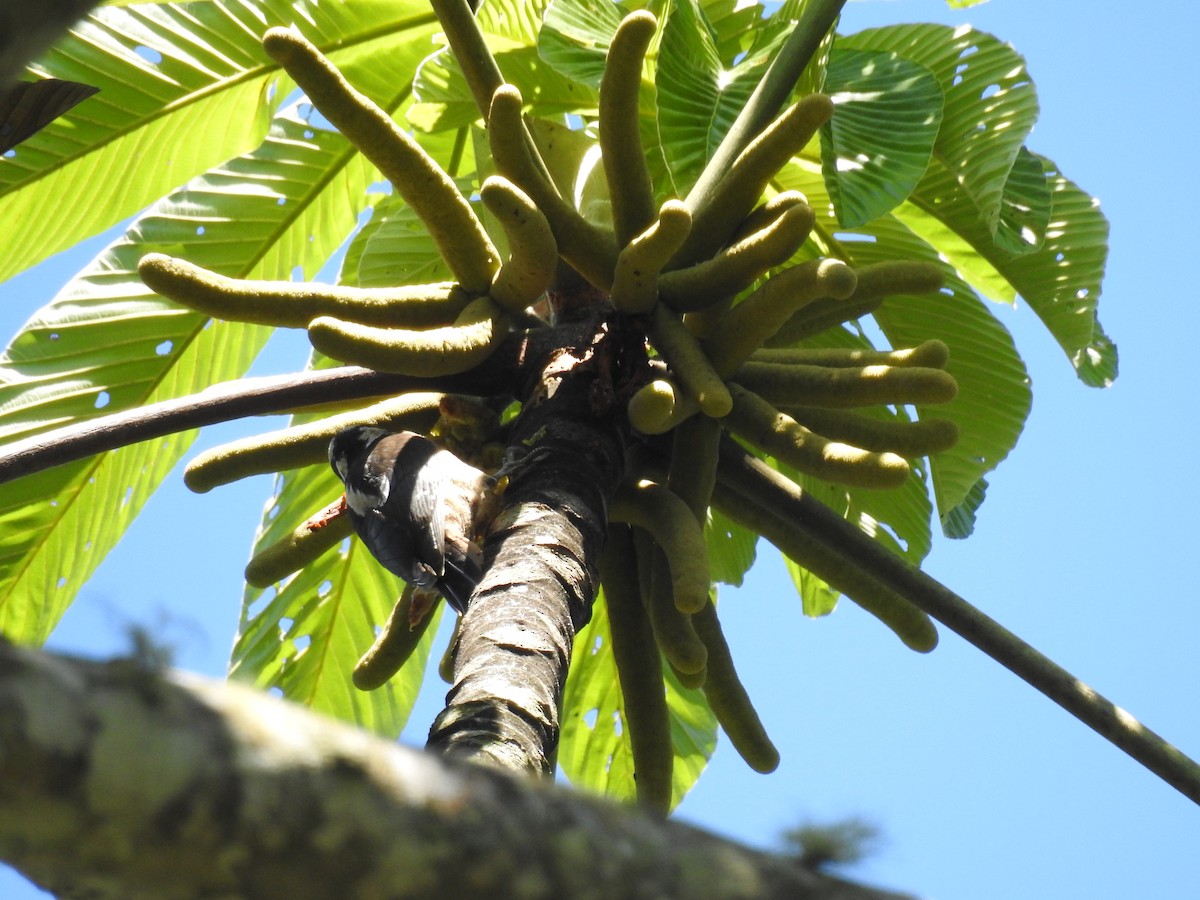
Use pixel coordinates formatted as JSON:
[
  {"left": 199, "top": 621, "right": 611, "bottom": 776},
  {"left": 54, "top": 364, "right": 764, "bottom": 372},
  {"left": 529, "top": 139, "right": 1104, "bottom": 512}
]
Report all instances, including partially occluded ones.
[{"left": 820, "top": 46, "right": 942, "bottom": 227}]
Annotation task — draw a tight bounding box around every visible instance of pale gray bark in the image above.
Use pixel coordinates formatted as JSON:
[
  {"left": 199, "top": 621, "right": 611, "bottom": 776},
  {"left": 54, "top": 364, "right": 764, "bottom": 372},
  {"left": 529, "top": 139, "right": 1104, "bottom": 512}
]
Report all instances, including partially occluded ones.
[{"left": 0, "top": 638, "right": 915, "bottom": 900}]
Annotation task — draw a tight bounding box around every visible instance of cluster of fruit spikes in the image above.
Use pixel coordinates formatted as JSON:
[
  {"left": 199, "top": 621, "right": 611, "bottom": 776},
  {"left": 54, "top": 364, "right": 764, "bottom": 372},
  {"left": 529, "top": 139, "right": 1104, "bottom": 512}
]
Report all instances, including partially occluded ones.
[{"left": 138, "top": 17, "right": 959, "bottom": 813}]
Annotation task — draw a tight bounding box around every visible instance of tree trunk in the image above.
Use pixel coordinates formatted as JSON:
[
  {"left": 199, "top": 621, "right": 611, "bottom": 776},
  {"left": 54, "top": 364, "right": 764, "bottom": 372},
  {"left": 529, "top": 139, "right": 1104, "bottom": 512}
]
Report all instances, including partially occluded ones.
[{"left": 427, "top": 311, "right": 635, "bottom": 771}]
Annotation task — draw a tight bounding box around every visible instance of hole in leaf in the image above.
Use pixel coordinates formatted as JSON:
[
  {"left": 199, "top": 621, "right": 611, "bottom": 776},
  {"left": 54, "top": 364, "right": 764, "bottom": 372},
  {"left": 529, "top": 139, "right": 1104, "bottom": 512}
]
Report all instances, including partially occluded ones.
[
  {"left": 56, "top": 577, "right": 67, "bottom": 588},
  {"left": 135, "top": 46, "right": 163, "bottom": 64},
  {"left": 196, "top": 225, "right": 205, "bottom": 236},
  {"left": 155, "top": 340, "right": 173, "bottom": 355},
  {"left": 94, "top": 391, "right": 111, "bottom": 409},
  {"left": 583, "top": 708, "right": 599, "bottom": 729}
]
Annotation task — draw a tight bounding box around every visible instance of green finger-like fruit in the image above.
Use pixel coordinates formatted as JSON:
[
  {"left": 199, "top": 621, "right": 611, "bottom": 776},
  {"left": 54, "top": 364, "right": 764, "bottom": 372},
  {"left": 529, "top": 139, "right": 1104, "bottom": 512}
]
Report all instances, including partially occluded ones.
[
  {"left": 184, "top": 393, "right": 443, "bottom": 493},
  {"left": 600, "top": 524, "right": 674, "bottom": 814},
  {"left": 751, "top": 339, "right": 950, "bottom": 370},
  {"left": 703, "top": 258, "right": 857, "bottom": 377},
  {"left": 724, "top": 385, "right": 911, "bottom": 489},
  {"left": 307, "top": 296, "right": 509, "bottom": 376},
  {"left": 733, "top": 361, "right": 959, "bottom": 408},
  {"left": 768, "top": 260, "right": 944, "bottom": 347},
  {"left": 712, "top": 468, "right": 938, "bottom": 653},
  {"left": 693, "top": 602, "right": 779, "bottom": 774},
  {"left": 627, "top": 378, "right": 693, "bottom": 435},
  {"left": 675, "top": 94, "right": 834, "bottom": 268},
  {"left": 777, "top": 406, "right": 960, "bottom": 457},
  {"left": 646, "top": 305, "right": 733, "bottom": 417},
  {"left": 480, "top": 175, "right": 558, "bottom": 313},
  {"left": 658, "top": 202, "right": 815, "bottom": 313},
  {"left": 632, "top": 530, "right": 707, "bottom": 674},
  {"left": 488, "top": 84, "right": 618, "bottom": 290},
  {"left": 244, "top": 502, "right": 353, "bottom": 588},
  {"left": 611, "top": 201, "right": 692, "bottom": 314},
  {"left": 139, "top": 254, "right": 470, "bottom": 328},
  {"left": 600, "top": 11, "right": 659, "bottom": 246},
  {"left": 262, "top": 27, "right": 498, "bottom": 294},
  {"left": 352, "top": 584, "right": 440, "bottom": 691},
  {"left": 611, "top": 479, "right": 711, "bottom": 614}
]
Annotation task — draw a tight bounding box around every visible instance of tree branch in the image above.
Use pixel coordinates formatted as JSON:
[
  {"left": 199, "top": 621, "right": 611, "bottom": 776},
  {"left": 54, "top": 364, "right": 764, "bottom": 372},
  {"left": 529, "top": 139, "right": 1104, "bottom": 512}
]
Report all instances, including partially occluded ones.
[
  {"left": 716, "top": 441, "right": 1200, "bottom": 807},
  {"left": 0, "top": 638, "right": 915, "bottom": 900},
  {"left": 0, "top": 332, "right": 540, "bottom": 487}
]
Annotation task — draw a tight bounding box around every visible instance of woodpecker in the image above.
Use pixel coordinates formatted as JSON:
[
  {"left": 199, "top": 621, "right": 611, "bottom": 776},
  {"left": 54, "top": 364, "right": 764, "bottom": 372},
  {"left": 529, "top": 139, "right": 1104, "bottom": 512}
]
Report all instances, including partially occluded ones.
[{"left": 328, "top": 426, "right": 495, "bottom": 615}]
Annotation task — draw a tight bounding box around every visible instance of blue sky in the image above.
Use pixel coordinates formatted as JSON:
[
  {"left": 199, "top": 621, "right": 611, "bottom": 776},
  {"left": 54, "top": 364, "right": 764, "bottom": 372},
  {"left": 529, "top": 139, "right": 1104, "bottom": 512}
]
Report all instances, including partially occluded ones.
[{"left": 3, "top": 1, "right": 1199, "bottom": 897}]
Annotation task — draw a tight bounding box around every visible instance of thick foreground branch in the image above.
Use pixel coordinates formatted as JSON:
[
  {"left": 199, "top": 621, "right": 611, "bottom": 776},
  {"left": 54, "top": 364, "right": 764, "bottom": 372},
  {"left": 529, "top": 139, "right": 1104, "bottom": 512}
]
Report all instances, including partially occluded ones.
[{"left": 0, "top": 640, "right": 912, "bottom": 900}]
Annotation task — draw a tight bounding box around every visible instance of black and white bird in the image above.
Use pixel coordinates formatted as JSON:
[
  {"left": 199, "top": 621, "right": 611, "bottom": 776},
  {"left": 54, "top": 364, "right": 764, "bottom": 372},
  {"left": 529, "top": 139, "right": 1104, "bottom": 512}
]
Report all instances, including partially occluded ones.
[{"left": 328, "top": 426, "right": 496, "bottom": 614}]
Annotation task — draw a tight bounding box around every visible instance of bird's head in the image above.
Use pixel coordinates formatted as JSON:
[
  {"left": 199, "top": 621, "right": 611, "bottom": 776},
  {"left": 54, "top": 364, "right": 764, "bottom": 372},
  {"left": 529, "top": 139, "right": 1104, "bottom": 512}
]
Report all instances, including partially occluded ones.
[{"left": 328, "top": 425, "right": 392, "bottom": 484}]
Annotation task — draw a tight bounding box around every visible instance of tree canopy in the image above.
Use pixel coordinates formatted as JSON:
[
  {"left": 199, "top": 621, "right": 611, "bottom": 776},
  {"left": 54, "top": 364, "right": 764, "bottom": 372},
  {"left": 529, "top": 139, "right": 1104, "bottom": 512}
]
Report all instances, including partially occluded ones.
[{"left": 4, "top": 0, "right": 1191, "bottom": 841}]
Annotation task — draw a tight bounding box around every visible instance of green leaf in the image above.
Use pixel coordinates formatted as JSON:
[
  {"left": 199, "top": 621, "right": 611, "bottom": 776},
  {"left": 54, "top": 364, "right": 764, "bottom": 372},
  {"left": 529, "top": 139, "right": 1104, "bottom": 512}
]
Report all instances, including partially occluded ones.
[
  {"left": 560, "top": 589, "right": 717, "bottom": 809},
  {"left": 839, "top": 24, "right": 1040, "bottom": 243},
  {"left": 941, "top": 475, "right": 987, "bottom": 539},
  {"left": 820, "top": 46, "right": 943, "bottom": 227},
  {"left": 706, "top": 506, "right": 758, "bottom": 588},
  {"left": 348, "top": 190, "right": 453, "bottom": 288},
  {"left": 231, "top": 450, "right": 435, "bottom": 737},
  {"left": 900, "top": 155, "right": 1115, "bottom": 386},
  {"left": 654, "top": 0, "right": 778, "bottom": 195},
  {"left": 1, "top": 0, "right": 436, "bottom": 285},
  {"left": 537, "top": 0, "right": 626, "bottom": 89},
  {"left": 0, "top": 103, "right": 383, "bottom": 642}
]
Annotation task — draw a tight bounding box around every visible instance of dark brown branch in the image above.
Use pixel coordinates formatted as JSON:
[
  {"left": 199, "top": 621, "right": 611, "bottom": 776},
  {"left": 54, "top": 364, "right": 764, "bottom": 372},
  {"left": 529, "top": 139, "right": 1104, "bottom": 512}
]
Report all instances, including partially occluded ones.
[
  {"left": 0, "top": 332, "right": 541, "bottom": 487},
  {"left": 0, "top": 638, "right": 916, "bottom": 900},
  {"left": 716, "top": 440, "right": 1200, "bottom": 807}
]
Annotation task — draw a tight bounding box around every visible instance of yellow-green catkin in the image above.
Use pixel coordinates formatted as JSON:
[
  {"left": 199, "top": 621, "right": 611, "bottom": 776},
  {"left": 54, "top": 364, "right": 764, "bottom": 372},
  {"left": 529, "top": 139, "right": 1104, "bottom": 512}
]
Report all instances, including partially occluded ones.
[
  {"left": 307, "top": 296, "right": 509, "bottom": 376},
  {"left": 724, "top": 385, "right": 911, "bottom": 488},
  {"left": 767, "top": 260, "right": 945, "bottom": 347},
  {"left": 353, "top": 584, "right": 440, "bottom": 690},
  {"left": 711, "top": 477, "right": 938, "bottom": 653},
  {"left": 599, "top": 11, "right": 659, "bottom": 246},
  {"left": 244, "top": 503, "right": 353, "bottom": 588},
  {"left": 693, "top": 602, "right": 780, "bottom": 774},
  {"left": 262, "top": 28, "right": 499, "bottom": 294},
  {"left": 750, "top": 339, "right": 950, "bottom": 370},
  {"left": 480, "top": 175, "right": 558, "bottom": 313},
  {"left": 611, "top": 201, "right": 692, "bottom": 314},
  {"left": 703, "top": 258, "right": 858, "bottom": 377},
  {"left": 675, "top": 93, "right": 834, "bottom": 267},
  {"left": 658, "top": 202, "right": 815, "bottom": 313},
  {"left": 487, "top": 84, "right": 618, "bottom": 290},
  {"left": 139, "top": 254, "right": 471, "bottom": 328},
  {"left": 184, "top": 393, "right": 444, "bottom": 494},
  {"left": 733, "top": 361, "right": 959, "bottom": 408},
  {"left": 599, "top": 524, "right": 674, "bottom": 814},
  {"left": 632, "top": 529, "right": 707, "bottom": 675},
  {"left": 610, "top": 480, "right": 711, "bottom": 614},
  {"left": 645, "top": 305, "right": 733, "bottom": 417},
  {"left": 778, "top": 406, "right": 959, "bottom": 457}
]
